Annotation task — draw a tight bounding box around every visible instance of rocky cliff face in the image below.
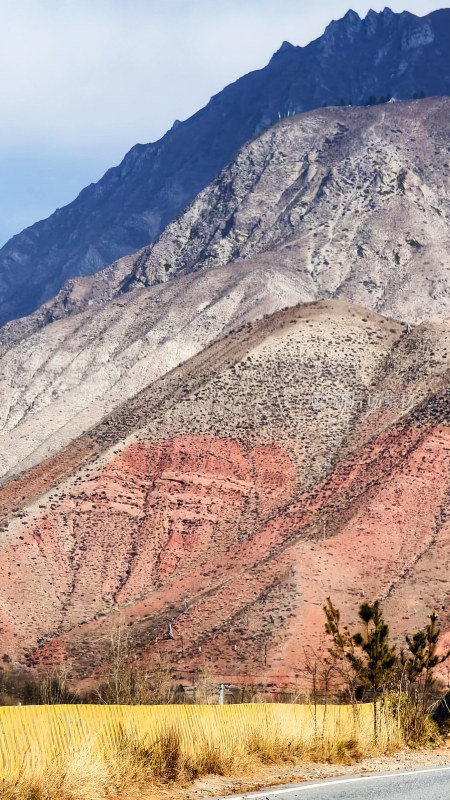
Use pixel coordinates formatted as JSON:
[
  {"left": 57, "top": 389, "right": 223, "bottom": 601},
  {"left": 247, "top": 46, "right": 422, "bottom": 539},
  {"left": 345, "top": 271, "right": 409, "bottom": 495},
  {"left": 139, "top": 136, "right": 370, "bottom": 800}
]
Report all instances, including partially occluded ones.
[
  {"left": 0, "top": 7, "right": 449, "bottom": 326},
  {"left": 0, "top": 301, "right": 448, "bottom": 680},
  {"left": 129, "top": 98, "right": 450, "bottom": 323},
  {"left": 1, "top": 99, "right": 450, "bottom": 482}
]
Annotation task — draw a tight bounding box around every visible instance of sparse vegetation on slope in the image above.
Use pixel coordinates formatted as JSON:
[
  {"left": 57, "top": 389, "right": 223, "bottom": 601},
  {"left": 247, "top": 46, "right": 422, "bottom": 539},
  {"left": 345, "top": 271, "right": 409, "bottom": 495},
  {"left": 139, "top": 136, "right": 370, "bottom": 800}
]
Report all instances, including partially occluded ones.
[
  {"left": 2, "top": 98, "right": 450, "bottom": 483},
  {"left": 0, "top": 302, "right": 449, "bottom": 682}
]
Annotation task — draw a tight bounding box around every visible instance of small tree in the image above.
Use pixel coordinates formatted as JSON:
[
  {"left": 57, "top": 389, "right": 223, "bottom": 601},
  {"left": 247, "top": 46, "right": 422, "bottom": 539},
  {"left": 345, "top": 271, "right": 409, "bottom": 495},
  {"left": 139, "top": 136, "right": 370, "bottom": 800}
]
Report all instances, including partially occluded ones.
[
  {"left": 193, "top": 659, "right": 215, "bottom": 705},
  {"left": 324, "top": 600, "right": 450, "bottom": 745},
  {"left": 324, "top": 598, "right": 396, "bottom": 741},
  {"left": 401, "top": 612, "right": 450, "bottom": 739},
  {"left": 323, "top": 597, "right": 358, "bottom": 703},
  {"left": 40, "top": 666, "right": 79, "bottom": 705},
  {"left": 349, "top": 601, "right": 397, "bottom": 741},
  {"left": 403, "top": 613, "right": 449, "bottom": 692},
  {"left": 97, "top": 624, "right": 149, "bottom": 705},
  {"left": 301, "top": 642, "right": 337, "bottom": 757}
]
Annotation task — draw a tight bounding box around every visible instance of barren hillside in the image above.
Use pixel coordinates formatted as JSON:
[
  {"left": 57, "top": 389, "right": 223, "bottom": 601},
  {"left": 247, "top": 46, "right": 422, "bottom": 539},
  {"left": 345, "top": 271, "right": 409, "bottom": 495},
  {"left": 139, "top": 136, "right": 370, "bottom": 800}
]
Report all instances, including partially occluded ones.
[
  {"left": 0, "top": 300, "right": 448, "bottom": 681},
  {"left": 1, "top": 99, "right": 450, "bottom": 482}
]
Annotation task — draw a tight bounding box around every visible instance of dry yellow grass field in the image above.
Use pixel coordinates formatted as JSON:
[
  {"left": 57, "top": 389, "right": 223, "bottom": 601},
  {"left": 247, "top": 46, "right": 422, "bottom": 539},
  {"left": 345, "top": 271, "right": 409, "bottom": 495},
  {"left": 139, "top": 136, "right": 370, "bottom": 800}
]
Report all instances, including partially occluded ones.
[{"left": 0, "top": 702, "right": 404, "bottom": 799}]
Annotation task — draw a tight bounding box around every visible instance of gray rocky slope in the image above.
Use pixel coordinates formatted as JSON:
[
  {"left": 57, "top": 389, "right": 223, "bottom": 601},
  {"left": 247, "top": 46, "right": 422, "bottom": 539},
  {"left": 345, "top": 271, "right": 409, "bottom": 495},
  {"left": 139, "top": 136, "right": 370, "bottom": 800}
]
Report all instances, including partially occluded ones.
[
  {"left": 1, "top": 6, "right": 450, "bottom": 326},
  {"left": 1, "top": 98, "right": 450, "bottom": 480}
]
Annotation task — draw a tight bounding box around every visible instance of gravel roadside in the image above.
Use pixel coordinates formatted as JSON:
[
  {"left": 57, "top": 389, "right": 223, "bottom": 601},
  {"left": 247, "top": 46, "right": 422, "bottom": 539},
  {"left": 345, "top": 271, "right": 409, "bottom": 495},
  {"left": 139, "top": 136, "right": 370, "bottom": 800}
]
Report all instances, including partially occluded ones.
[{"left": 182, "top": 744, "right": 450, "bottom": 799}]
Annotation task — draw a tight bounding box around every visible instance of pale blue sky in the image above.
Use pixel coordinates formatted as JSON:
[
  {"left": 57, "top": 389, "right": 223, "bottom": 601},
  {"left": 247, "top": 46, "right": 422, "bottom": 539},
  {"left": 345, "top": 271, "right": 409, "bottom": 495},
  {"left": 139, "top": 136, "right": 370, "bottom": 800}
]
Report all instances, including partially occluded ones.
[{"left": 0, "top": 0, "right": 444, "bottom": 245}]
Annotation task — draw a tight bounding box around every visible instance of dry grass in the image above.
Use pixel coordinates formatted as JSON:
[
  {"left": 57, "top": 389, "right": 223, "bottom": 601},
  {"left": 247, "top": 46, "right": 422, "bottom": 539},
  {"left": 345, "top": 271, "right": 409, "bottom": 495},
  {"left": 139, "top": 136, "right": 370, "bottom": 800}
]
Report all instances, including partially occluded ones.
[
  {"left": 0, "top": 703, "right": 406, "bottom": 800},
  {"left": 0, "top": 751, "right": 110, "bottom": 800}
]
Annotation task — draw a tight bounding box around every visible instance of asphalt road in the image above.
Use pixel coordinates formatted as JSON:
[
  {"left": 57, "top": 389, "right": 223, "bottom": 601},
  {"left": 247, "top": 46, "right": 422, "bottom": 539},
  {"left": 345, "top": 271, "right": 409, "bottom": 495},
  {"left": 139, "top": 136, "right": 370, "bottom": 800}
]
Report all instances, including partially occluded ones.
[{"left": 212, "top": 766, "right": 450, "bottom": 799}]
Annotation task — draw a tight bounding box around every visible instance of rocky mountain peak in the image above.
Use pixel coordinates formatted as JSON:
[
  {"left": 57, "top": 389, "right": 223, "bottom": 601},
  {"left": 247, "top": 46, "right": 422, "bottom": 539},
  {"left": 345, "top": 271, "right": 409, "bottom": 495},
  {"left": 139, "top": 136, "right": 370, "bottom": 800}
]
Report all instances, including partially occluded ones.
[
  {"left": 343, "top": 8, "right": 362, "bottom": 23},
  {"left": 322, "top": 9, "right": 362, "bottom": 46},
  {"left": 278, "top": 40, "right": 296, "bottom": 53},
  {"left": 271, "top": 40, "right": 297, "bottom": 60},
  {"left": 0, "top": 7, "right": 450, "bottom": 327}
]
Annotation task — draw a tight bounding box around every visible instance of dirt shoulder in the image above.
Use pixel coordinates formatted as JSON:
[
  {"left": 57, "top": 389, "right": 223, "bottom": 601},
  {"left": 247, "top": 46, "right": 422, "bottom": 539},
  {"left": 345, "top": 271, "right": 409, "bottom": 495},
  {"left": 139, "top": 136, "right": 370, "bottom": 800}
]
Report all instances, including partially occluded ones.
[{"left": 149, "top": 743, "right": 450, "bottom": 800}]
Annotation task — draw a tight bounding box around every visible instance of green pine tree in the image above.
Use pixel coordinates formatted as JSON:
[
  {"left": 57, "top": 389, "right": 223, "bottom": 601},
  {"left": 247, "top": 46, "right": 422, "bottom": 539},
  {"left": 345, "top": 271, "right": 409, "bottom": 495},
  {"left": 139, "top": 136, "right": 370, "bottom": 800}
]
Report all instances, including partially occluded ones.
[
  {"left": 324, "top": 599, "right": 397, "bottom": 741},
  {"left": 402, "top": 612, "right": 450, "bottom": 705},
  {"left": 349, "top": 601, "right": 397, "bottom": 741}
]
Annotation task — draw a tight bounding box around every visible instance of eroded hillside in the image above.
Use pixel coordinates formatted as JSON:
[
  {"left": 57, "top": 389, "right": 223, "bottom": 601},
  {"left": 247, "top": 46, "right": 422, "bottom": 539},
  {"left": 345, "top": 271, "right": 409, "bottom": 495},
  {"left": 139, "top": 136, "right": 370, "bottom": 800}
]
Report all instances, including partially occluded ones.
[
  {"left": 0, "top": 301, "right": 448, "bottom": 681},
  {"left": 2, "top": 99, "right": 450, "bottom": 482}
]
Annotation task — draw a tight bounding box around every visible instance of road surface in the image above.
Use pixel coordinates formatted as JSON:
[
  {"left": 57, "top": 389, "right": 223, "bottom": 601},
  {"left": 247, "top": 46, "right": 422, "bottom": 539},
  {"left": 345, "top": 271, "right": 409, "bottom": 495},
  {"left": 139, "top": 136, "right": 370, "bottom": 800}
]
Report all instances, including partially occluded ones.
[{"left": 212, "top": 765, "right": 450, "bottom": 799}]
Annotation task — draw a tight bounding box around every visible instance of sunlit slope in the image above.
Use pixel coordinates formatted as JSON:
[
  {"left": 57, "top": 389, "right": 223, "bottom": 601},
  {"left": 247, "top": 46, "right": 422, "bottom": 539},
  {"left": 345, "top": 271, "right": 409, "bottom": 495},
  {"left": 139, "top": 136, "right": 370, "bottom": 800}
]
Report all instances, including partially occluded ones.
[
  {"left": 2, "top": 99, "right": 450, "bottom": 481},
  {"left": 0, "top": 301, "right": 448, "bottom": 679}
]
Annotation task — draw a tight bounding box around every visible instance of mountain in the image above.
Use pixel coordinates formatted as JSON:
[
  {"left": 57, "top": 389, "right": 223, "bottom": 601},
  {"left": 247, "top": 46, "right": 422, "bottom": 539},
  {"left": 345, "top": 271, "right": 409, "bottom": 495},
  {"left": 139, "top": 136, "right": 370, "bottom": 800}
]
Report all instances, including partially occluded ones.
[
  {"left": 1, "top": 98, "right": 450, "bottom": 482},
  {"left": 1, "top": 7, "right": 450, "bottom": 326},
  {"left": 0, "top": 300, "right": 448, "bottom": 681}
]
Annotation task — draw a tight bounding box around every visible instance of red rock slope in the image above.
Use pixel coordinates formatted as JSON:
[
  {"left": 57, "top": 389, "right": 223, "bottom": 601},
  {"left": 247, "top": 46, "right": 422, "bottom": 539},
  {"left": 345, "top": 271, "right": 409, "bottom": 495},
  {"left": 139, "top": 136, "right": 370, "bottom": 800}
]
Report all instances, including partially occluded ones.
[{"left": 0, "top": 300, "right": 448, "bottom": 682}]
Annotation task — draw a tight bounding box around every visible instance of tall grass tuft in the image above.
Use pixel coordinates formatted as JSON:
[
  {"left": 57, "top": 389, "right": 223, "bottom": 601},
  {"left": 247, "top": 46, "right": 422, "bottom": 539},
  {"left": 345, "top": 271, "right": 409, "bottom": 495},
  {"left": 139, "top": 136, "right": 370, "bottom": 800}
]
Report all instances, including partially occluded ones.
[{"left": 1, "top": 751, "right": 110, "bottom": 800}]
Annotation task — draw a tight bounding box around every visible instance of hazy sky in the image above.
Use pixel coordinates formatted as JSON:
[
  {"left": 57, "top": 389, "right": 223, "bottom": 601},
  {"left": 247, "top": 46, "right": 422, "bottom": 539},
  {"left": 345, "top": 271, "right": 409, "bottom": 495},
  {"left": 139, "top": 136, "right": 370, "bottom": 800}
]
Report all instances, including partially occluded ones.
[{"left": 0, "top": 0, "right": 444, "bottom": 245}]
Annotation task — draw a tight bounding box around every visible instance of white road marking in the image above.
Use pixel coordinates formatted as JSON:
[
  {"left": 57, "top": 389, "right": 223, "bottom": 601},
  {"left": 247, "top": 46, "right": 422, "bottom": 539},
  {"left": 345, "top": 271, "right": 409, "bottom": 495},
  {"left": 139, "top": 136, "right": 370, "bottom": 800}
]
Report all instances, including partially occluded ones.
[{"left": 223, "top": 765, "right": 450, "bottom": 799}]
